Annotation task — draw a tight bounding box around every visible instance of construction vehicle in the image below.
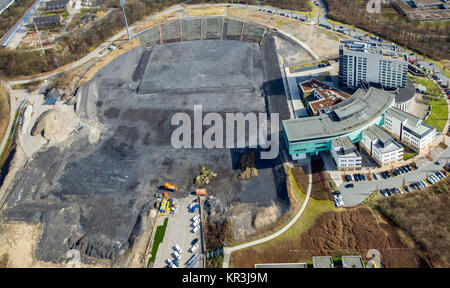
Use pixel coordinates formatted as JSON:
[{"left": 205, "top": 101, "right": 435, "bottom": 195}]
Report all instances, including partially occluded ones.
[
  {"left": 164, "top": 182, "right": 178, "bottom": 191},
  {"left": 163, "top": 192, "right": 169, "bottom": 199},
  {"left": 195, "top": 189, "right": 206, "bottom": 196}
]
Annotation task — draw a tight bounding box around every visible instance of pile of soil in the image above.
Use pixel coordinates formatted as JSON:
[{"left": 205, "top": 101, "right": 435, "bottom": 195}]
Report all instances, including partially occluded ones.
[
  {"left": 310, "top": 159, "right": 332, "bottom": 200},
  {"left": 237, "top": 152, "right": 258, "bottom": 180}
]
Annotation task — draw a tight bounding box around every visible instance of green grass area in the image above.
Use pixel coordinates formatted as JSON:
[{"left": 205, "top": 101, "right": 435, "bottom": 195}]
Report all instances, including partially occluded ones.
[
  {"left": 147, "top": 217, "right": 169, "bottom": 266},
  {"left": 410, "top": 77, "right": 444, "bottom": 97},
  {"left": 425, "top": 97, "right": 448, "bottom": 133},
  {"left": 403, "top": 153, "right": 418, "bottom": 161},
  {"left": 41, "top": 12, "right": 58, "bottom": 17}
]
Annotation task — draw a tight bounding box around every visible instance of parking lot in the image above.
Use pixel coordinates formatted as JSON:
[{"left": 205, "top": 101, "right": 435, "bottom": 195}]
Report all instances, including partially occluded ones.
[
  {"left": 153, "top": 196, "right": 203, "bottom": 268},
  {"left": 339, "top": 144, "right": 450, "bottom": 206}
]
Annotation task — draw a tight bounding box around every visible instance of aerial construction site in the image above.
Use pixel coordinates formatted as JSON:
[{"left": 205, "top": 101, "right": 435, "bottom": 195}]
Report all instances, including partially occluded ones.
[{"left": 0, "top": 17, "right": 297, "bottom": 267}]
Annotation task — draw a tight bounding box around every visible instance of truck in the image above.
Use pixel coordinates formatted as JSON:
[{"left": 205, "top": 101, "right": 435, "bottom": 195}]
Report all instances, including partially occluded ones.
[
  {"left": 164, "top": 182, "right": 178, "bottom": 191},
  {"left": 195, "top": 189, "right": 206, "bottom": 196}
]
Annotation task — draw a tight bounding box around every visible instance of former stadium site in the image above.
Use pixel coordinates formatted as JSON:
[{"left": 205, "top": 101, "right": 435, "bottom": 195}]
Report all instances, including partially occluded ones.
[{"left": 0, "top": 4, "right": 448, "bottom": 269}]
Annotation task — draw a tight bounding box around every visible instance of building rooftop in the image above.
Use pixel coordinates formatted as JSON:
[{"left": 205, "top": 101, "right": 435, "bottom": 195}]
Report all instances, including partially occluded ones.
[
  {"left": 313, "top": 256, "right": 334, "bottom": 268},
  {"left": 300, "top": 79, "right": 350, "bottom": 114},
  {"left": 365, "top": 125, "right": 394, "bottom": 146},
  {"left": 283, "top": 87, "right": 395, "bottom": 142},
  {"left": 332, "top": 137, "right": 361, "bottom": 158},
  {"left": 340, "top": 40, "right": 405, "bottom": 61},
  {"left": 33, "top": 15, "right": 63, "bottom": 23},
  {"left": 369, "top": 79, "right": 415, "bottom": 104},
  {"left": 342, "top": 256, "right": 365, "bottom": 268}
]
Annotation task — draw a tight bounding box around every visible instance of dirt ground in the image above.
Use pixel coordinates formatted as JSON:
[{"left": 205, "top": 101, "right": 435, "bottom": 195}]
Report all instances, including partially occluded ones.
[
  {"left": 228, "top": 8, "right": 340, "bottom": 59},
  {"left": 183, "top": 7, "right": 227, "bottom": 16},
  {"left": 132, "top": 12, "right": 179, "bottom": 33},
  {"left": 231, "top": 206, "right": 418, "bottom": 268},
  {"left": 0, "top": 86, "right": 10, "bottom": 152}
]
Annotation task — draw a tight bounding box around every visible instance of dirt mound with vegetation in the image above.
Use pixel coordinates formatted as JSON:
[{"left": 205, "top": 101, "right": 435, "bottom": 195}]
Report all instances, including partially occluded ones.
[
  {"left": 376, "top": 177, "right": 450, "bottom": 268},
  {"left": 232, "top": 206, "right": 417, "bottom": 268},
  {"left": 194, "top": 166, "right": 218, "bottom": 186}
]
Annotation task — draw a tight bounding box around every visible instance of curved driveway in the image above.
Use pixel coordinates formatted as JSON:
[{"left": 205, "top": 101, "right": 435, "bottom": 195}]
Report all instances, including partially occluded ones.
[{"left": 222, "top": 161, "right": 312, "bottom": 268}]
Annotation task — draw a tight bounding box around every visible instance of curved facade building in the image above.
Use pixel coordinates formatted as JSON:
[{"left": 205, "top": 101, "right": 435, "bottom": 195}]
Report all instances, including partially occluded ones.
[{"left": 282, "top": 87, "right": 395, "bottom": 160}]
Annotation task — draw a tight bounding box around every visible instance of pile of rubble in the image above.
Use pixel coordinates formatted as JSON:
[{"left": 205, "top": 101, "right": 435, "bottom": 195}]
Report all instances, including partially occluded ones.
[{"left": 194, "top": 166, "right": 218, "bottom": 186}]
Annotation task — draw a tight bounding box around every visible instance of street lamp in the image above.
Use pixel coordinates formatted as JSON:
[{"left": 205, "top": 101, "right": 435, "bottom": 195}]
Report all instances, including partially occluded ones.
[{"left": 120, "top": 0, "right": 131, "bottom": 40}]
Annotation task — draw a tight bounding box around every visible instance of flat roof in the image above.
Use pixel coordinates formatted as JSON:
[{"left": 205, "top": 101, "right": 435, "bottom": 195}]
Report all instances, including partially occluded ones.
[
  {"left": 313, "top": 256, "right": 334, "bottom": 268},
  {"left": 301, "top": 79, "right": 350, "bottom": 114},
  {"left": 332, "top": 136, "right": 361, "bottom": 158},
  {"left": 340, "top": 40, "right": 406, "bottom": 61},
  {"left": 255, "top": 263, "right": 307, "bottom": 268},
  {"left": 342, "top": 256, "right": 365, "bottom": 268},
  {"left": 283, "top": 87, "right": 394, "bottom": 143},
  {"left": 366, "top": 125, "right": 393, "bottom": 145}
]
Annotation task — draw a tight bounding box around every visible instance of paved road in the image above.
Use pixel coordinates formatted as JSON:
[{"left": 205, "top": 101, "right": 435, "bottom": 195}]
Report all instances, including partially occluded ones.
[
  {"left": 340, "top": 141, "right": 450, "bottom": 206},
  {"left": 223, "top": 161, "right": 312, "bottom": 268}
]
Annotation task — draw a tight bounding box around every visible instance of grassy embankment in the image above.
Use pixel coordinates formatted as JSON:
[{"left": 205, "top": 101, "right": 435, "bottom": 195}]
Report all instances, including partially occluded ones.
[
  {"left": 0, "top": 86, "right": 11, "bottom": 166},
  {"left": 147, "top": 217, "right": 169, "bottom": 266},
  {"left": 425, "top": 97, "right": 448, "bottom": 133},
  {"left": 410, "top": 77, "right": 444, "bottom": 97}
]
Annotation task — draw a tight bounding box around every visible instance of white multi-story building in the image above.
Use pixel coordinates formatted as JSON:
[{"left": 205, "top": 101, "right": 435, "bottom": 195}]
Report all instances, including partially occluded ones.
[
  {"left": 331, "top": 137, "right": 362, "bottom": 171},
  {"left": 383, "top": 107, "right": 437, "bottom": 153},
  {"left": 339, "top": 40, "right": 408, "bottom": 89},
  {"left": 361, "top": 125, "right": 403, "bottom": 166}
]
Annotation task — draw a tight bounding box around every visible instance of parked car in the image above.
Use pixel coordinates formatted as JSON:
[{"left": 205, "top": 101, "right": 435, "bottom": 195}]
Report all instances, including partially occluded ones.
[
  {"left": 173, "top": 251, "right": 181, "bottom": 260},
  {"left": 373, "top": 173, "right": 379, "bottom": 180},
  {"left": 404, "top": 185, "right": 411, "bottom": 193},
  {"left": 345, "top": 183, "right": 354, "bottom": 188},
  {"left": 190, "top": 243, "right": 199, "bottom": 253},
  {"left": 332, "top": 190, "right": 341, "bottom": 196},
  {"left": 412, "top": 162, "right": 418, "bottom": 169},
  {"left": 395, "top": 187, "right": 403, "bottom": 195},
  {"left": 191, "top": 238, "right": 199, "bottom": 246},
  {"left": 386, "top": 189, "right": 392, "bottom": 196},
  {"left": 174, "top": 244, "right": 182, "bottom": 254},
  {"left": 362, "top": 174, "right": 367, "bottom": 181},
  {"left": 345, "top": 175, "right": 351, "bottom": 182}
]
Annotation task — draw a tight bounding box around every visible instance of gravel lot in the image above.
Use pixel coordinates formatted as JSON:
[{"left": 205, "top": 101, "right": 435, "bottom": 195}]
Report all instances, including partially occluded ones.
[{"left": 153, "top": 196, "right": 203, "bottom": 268}]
